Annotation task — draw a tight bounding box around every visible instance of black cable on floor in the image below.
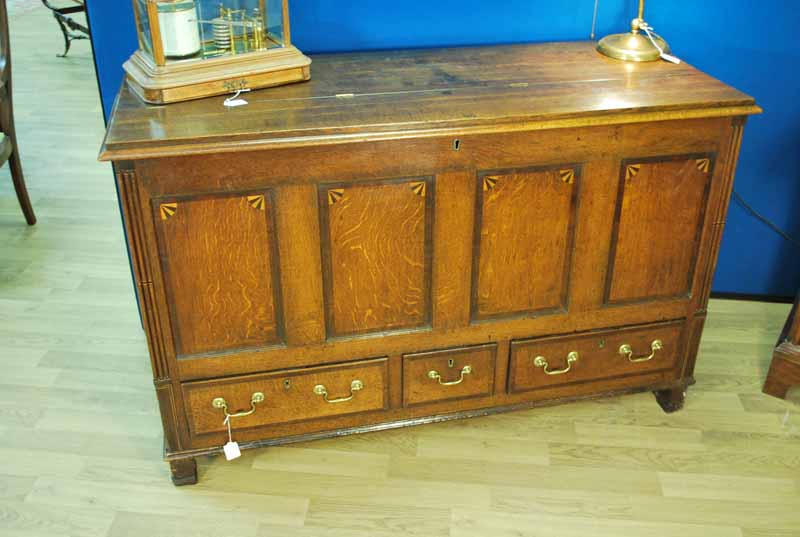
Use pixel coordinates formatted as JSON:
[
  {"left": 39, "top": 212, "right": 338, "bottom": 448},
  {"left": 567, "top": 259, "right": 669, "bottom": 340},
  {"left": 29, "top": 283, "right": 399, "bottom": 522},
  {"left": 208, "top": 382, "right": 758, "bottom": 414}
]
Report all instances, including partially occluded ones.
[{"left": 732, "top": 190, "right": 800, "bottom": 250}]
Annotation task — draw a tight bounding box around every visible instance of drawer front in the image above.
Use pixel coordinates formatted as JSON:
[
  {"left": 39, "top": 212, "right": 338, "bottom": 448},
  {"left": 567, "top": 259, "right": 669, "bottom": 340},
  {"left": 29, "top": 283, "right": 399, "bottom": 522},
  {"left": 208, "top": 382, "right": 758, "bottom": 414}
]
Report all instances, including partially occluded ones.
[
  {"left": 403, "top": 344, "right": 496, "bottom": 407},
  {"left": 183, "top": 358, "right": 389, "bottom": 436},
  {"left": 509, "top": 322, "right": 683, "bottom": 393}
]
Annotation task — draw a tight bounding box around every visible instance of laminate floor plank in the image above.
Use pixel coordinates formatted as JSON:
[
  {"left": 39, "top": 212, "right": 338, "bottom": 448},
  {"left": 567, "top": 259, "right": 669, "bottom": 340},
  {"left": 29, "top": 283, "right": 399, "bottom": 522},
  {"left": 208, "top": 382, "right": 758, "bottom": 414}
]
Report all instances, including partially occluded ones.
[
  {"left": 250, "top": 446, "right": 391, "bottom": 478},
  {"left": 25, "top": 477, "right": 309, "bottom": 526},
  {"left": 0, "top": 475, "right": 36, "bottom": 500},
  {"left": 388, "top": 454, "right": 663, "bottom": 495},
  {"left": 415, "top": 433, "right": 550, "bottom": 465},
  {"left": 0, "top": 500, "right": 115, "bottom": 537},
  {"left": 450, "top": 508, "right": 743, "bottom": 537},
  {"left": 199, "top": 462, "right": 493, "bottom": 510},
  {"left": 108, "top": 511, "right": 262, "bottom": 537},
  {"left": 0, "top": 427, "right": 162, "bottom": 460},
  {"left": 304, "top": 498, "right": 451, "bottom": 537},
  {"left": 0, "top": 6, "right": 797, "bottom": 537},
  {"left": 658, "top": 472, "right": 799, "bottom": 503},
  {"left": 549, "top": 441, "right": 800, "bottom": 479}
]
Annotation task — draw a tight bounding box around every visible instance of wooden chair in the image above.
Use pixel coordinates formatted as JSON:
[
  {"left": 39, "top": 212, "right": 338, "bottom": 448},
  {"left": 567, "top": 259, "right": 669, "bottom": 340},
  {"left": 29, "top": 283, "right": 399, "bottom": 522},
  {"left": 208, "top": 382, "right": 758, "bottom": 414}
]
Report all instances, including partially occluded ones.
[
  {"left": 41, "top": 0, "right": 88, "bottom": 58},
  {"left": 0, "top": 0, "right": 36, "bottom": 225}
]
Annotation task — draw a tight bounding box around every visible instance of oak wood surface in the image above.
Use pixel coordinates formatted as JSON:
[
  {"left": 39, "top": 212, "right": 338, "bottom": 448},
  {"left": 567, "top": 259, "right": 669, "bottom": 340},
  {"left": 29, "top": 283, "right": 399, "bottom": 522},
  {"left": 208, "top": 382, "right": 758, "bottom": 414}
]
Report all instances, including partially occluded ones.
[
  {"left": 183, "top": 358, "right": 389, "bottom": 436},
  {"left": 431, "top": 171, "right": 475, "bottom": 330},
  {"left": 130, "top": 118, "right": 735, "bottom": 383},
  {"left": 319, "top": 178, "right": 433, "bottom": 337},
  {"left": 100, "top": 42, "right": 759, "bottom": 159},
  {"left": 473, "top": 165, "right": 579, "bottom": 319},
  {"left": 153, "top": 190, "right": 284, "bottom": 356},
  {"left": 606, "top": 155, "right": 713, "bottom": 304},
  {"left": 509, "top": 321, "right": 683, "bottom": 393},
  {"left": 402, "top": 344, "right": 497, "bottom": 407}
]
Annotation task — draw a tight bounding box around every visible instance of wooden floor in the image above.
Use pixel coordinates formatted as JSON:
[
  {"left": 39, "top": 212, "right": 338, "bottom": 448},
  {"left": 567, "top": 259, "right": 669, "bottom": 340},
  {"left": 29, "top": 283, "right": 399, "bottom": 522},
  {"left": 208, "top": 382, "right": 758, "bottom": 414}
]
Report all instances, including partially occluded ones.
[{"left": 1, "top": 7, "right": 799, "bottom": 537}]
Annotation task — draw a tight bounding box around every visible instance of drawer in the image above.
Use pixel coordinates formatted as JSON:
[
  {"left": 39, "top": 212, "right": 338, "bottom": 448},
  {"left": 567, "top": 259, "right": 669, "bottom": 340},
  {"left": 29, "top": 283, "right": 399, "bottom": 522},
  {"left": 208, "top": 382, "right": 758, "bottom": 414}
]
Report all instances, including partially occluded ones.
[
  {"left": 183, "top": 358, "right": 389, "bottom": 436},
  {"left": 403, "top": 343, "right": 496, "bottom": 407},
  {"left": 509, "top": 322, "right": 683, "bottom": 394}
]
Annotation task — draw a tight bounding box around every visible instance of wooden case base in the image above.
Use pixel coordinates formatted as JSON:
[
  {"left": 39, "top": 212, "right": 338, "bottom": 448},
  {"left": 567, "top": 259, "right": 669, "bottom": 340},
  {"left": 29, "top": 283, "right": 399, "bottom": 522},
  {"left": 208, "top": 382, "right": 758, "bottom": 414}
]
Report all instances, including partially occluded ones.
[{"left": 123, "top": 46, "right": 311, "bottom": 105}]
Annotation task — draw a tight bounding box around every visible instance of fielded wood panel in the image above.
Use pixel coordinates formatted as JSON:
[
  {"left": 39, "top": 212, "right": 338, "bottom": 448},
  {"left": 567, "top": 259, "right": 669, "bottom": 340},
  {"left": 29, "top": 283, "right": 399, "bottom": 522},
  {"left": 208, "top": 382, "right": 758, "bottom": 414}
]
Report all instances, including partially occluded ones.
[
  {"left": 473, "top": 166, "right": 579, "bottom": 320},
  {"left": 153, "top": 191, "right": 284, "bottom": 357},
  {"left": 183, "top": 358, "right": 389, "bottom": 436},
  {"left": 319, "top": 178, "right": 434, "bottom": 338},
  {"left": 606, "top": 155, "right": 714, "bottom": 305}
]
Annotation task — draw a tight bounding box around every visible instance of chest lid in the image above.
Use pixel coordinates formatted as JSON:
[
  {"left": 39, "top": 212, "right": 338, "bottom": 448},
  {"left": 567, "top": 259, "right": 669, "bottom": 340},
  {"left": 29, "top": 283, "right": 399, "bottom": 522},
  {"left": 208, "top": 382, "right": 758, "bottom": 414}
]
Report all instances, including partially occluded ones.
[{"left": 100, "top": 41, "right": 759, "bottom": 160}]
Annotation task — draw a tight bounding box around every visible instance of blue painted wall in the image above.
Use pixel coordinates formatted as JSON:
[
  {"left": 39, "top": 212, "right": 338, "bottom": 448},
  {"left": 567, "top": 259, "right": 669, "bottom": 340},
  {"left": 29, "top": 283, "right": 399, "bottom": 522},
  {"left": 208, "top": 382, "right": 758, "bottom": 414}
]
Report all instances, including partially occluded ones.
[{"left": 87, "top": 0, "right": 800, "bottom": 297}]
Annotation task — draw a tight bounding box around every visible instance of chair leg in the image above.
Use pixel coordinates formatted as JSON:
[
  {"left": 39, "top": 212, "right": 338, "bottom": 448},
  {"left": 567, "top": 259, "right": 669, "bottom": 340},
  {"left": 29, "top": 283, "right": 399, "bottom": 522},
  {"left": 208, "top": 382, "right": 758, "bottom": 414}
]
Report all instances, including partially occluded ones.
[
  {"left": 8, "top": 146, "right": 36, "bottom": 225},
  {"left": 55, "top": 14, "right": 72, "bottom": 58}
]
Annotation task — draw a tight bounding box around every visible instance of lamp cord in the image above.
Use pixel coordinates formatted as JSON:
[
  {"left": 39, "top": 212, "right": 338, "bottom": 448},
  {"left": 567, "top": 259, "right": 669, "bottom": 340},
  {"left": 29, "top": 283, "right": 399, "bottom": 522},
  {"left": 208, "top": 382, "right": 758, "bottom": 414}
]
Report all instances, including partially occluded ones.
[
  {"left": 732, "top": 190, "right": 800, "bottom": 249},
  {"left": 591, "top": 0, "right": 599, "bottom": 40}
]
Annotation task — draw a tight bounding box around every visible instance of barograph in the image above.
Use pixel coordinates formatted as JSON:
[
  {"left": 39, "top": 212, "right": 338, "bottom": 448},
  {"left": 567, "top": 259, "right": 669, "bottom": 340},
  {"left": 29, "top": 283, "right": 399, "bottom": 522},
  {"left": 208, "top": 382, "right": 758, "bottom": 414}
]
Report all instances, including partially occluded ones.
[{"left": 124, "top": 0, "right": 310, "bottom": 104}]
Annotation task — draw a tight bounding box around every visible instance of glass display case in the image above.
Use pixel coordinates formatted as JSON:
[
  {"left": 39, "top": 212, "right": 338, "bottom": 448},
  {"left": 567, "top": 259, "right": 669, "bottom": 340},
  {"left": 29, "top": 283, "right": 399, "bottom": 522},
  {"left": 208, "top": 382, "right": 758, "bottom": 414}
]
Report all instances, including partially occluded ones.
[{"left": 125, "top": 0, "right": 310, "bottom": 104}]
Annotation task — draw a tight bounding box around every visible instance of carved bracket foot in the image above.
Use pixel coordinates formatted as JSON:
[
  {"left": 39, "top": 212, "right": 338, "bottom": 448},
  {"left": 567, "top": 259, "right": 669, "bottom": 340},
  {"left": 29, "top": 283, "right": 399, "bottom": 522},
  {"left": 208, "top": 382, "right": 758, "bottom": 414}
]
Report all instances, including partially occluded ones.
[
  {"left": 654, "top": 387, "right": 685, "bottom": 413},
  {"left": 169, "top": 457, "right": 198, "bottom": 486}
]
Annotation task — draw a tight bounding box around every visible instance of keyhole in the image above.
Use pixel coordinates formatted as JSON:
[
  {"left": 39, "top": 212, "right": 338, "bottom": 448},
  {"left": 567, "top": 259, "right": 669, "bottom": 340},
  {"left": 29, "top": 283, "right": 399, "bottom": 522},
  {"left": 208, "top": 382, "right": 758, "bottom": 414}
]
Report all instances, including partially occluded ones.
[
  {"left": 452, "top": 139, "right": 461, "bottom": 151},
  {"left": 283, "top": 379, "right": 291, "bottom": 390},
  {"left": 598, "top": 338, "right": 606, "bottom": 349},
  {"left": 448, "top": 358, "right": 455, "bottom": 368}
]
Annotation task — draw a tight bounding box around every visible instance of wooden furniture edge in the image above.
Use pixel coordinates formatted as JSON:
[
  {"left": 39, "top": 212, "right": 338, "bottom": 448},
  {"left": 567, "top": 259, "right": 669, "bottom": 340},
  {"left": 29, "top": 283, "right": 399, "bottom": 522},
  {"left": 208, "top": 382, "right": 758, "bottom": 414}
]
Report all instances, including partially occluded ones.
[{"left": 99, "top": 104, "right": 762, "bottom": 161}]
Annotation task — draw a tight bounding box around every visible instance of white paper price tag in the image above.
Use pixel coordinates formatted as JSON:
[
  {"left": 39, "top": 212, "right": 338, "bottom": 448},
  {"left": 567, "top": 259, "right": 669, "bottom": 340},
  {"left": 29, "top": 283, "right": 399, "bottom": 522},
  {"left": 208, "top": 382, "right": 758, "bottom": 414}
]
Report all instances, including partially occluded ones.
[
  {"left": 222, "top": 414, "right": 241, "bottom": 461},
  {"left": 223, "top": 441, "right": 241, "bottom": 461},
  {"left": 224, "top": 88, "right": 251, "bottom": 108},
  {"left": 224, "top": 98, "right": 249, "bottom": 108}
]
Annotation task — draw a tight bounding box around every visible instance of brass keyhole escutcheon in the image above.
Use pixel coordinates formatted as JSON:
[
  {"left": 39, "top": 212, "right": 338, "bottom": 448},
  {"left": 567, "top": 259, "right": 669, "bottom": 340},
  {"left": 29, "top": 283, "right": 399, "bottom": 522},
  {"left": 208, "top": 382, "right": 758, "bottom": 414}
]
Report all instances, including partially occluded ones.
[
  {"left": 452, "top": 139, "right": 461, "bottom": 151},
  {"left": 283, "top": 379, "right": 291, "bottom": 390},
  {"left": 448, "top": 358, "right": 455, "bottom": 368}
]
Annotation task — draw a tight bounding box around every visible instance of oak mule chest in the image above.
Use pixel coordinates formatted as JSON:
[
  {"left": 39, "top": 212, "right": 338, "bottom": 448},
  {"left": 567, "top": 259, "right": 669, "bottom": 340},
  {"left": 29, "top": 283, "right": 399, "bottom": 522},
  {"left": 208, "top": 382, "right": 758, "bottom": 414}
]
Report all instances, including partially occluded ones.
[{"left": 100, "top": 42, "right": 760, "bottom": 485}]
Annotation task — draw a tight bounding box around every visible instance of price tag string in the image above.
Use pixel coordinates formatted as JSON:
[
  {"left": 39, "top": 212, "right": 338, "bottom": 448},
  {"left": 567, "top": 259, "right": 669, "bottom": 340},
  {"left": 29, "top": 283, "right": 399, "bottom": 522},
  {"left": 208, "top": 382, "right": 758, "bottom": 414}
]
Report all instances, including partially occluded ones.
[
  {"left": 640, "top": 23, "right": 681, "bottom": 64},
  {"left": 224, "top": 414, "right": 233, "bottom": 444}
]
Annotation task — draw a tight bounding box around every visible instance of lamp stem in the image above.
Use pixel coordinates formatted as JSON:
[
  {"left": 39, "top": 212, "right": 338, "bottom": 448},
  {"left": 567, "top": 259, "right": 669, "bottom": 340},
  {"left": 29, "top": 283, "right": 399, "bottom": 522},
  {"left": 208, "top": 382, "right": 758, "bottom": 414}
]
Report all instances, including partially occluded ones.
[{"left": 638, "top": 0, "right": 645, "bottom": 21}]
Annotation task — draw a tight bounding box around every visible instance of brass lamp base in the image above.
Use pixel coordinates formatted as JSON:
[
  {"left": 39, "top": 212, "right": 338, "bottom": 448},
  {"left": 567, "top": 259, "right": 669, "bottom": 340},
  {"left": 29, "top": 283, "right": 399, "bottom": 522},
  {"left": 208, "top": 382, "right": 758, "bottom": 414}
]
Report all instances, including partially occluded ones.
[{"left": 597, "top": 31, "right": 669, "bottom": 62}]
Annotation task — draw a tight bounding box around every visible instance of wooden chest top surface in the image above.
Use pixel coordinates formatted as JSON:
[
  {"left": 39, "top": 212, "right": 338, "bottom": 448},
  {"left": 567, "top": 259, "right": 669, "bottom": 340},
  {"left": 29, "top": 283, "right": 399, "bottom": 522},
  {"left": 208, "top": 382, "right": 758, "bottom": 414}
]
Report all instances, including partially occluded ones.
[{"left": 100, "top": 41, "right": 758, "bottom": 160}]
